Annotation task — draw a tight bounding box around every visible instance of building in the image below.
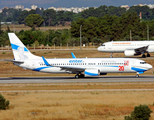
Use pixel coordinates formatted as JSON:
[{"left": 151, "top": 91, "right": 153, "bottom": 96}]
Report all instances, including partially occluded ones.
[
  {"left": 31, "top": 5, "right": 37, "bottom": 10},
  {"left": 24, "top": 8, "right": 31, "bottom": 11},
  {"left": 121, "top": 5, "right": 130, "bottom": 10},
  {"left": 15, "top": 5, "right": 24, "bottom": 10}
]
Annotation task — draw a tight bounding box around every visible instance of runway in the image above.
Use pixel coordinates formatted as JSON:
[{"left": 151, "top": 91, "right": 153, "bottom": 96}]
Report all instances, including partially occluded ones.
[{"left": 0, "top": 75, "right": 154, "bottom": 84}]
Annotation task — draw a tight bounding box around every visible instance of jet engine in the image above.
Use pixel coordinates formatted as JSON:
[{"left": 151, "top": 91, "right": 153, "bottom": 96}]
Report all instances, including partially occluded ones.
[
  {"left": 124, "top": 49, "right": 136, "bottom": 56},
  {"left": 84, "top": 69, "right": 100, "bottom": 77}
]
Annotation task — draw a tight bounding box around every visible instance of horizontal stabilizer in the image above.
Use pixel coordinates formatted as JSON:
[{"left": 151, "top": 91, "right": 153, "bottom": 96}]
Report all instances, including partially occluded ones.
[{"left": 3, "top": 59, "right": 24, "bottom": 63}]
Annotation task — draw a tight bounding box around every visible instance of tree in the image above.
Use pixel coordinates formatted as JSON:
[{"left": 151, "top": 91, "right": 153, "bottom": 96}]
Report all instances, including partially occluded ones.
[
  {"left": 52, "top": 37, "right": 62, "bottom": 46},
  {"left": 92, "top": 37, "right": 103, "bottom": 45},
  {"left": 18, "top": 10, "right": 29, "bottom": 24},
  {"left": 124, "top": 104, "right": 152, "bottom": 120},
  {"left": 43, "top": 9, "right": 56, "bottom": 26},
  {"left": 0, "top": 94, "right": 9, "bottom": 110},
  {"left": 25, "top": 14, "right": 44, "bottom": 30}
]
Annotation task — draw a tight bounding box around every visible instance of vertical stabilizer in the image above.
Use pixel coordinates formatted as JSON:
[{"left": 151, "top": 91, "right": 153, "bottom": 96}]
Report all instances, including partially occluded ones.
[{"left": 8, "top": 33, "right": 40, "bottom": 60}]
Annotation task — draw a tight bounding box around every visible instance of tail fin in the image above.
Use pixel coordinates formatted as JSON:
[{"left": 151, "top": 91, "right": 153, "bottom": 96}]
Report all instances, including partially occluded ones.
[{"left": 8, "top": 33, "right": 40, "bottom": 60}]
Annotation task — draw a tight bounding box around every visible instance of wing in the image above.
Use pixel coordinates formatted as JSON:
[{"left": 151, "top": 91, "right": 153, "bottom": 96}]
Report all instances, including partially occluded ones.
[
  {"left": 42, "top": 56, "right": 85, "bottom": 73},
  {"left": 126, "top": 45, "right": 149, "bottom": 53},
  {"left": 134, "top": 45, "right": 149, "bottom": 53}
]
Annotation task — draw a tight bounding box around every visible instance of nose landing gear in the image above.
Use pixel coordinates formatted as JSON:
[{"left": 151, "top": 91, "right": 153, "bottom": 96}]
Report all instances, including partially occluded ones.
[{"left": 136, "top": 74, "right": 139, "bottom": 78}]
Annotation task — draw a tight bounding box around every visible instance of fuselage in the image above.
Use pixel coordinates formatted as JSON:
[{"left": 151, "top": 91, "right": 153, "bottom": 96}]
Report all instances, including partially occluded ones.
[
  {"left": 15, "top": 57, "right": 152, "bottom": 75},
  {"left": 97, "top": 41, "right": 154, "bottom": 53}
]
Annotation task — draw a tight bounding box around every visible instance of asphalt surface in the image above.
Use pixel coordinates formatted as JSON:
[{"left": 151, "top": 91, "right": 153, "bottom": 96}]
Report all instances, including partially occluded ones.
[{"left": 0, "top": 75, "right": 153, "bottom": 84}]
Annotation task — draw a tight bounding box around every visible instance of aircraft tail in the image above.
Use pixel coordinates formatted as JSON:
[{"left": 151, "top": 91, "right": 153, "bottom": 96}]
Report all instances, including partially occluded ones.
[{"left": 8, "top": 33, "right": 40, "bottom": 61}]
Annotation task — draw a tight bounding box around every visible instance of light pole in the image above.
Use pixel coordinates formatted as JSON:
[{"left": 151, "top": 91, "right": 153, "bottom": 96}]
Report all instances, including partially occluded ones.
[
  {"left": 80, "top": 25, "right": 82, "bottom": 50},
  {"left": 147, "top": 24, "right": 149, "bottom": 41}
]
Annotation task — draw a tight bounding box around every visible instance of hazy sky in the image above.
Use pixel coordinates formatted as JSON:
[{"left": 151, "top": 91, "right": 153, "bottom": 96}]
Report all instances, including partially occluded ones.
[{"left": 0, "top": 0, "right": 154, "bottom": 9}]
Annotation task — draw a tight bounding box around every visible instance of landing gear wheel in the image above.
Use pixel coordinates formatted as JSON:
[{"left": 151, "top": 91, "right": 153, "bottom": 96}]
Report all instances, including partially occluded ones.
[
  {"left": 136, "top": 74, "right": 139, "bottom": 78},
  {"left": 147, "top": 53, "right": 150, "bottom": 57},
  {"left": 142, "top": 54, "right": 146, "bottom": 58},
  {"left": 80, "top": 74, "right": 84, "bottom": 78},
  {"left": 75, "top": 75, "right": 79, "bottom": 78},
  {"left": 110, "top": 53, "right": 113, "bottom": 58}
]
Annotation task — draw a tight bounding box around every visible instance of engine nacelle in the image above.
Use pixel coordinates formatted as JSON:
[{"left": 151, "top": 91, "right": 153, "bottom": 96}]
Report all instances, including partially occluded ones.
[
  {"left": 124, "top": 49, "right": 136, "bottom": 56},
  {"left": 84, "top": 69, "right": 100, "bottom": 77}
]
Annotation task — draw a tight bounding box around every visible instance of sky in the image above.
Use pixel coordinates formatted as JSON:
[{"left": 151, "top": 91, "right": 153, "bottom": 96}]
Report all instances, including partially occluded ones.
[{"left": 0, "top": 0, "right": 154, "bottom": 9}]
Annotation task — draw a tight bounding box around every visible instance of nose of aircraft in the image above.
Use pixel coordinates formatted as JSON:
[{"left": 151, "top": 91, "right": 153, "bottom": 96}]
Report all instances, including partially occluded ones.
[
  {"left": 147, "top": 64, "right": 153, "bottom": 70},
  {"left": 97, "top": 46, "right": 102, "bottom": 51}
]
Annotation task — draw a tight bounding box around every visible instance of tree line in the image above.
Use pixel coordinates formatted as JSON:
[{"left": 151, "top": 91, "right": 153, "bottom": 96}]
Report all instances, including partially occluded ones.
[
  {"left": 1, "top": 5, "right": 154, "bottom": 46},
  {"left": 1, "top": 5, "right": 154, "bottom": 24},
  {"left": 71, "top": 12, "right": 154, "bottom": 41}
]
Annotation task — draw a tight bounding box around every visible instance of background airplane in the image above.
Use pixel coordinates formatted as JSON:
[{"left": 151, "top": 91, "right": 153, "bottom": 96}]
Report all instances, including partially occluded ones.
[
  {"left": 6, "top": 33, "right": 152, "bottom": 78},
  {"left": 97, "top": 41, "right": 154, "bottom": 58}
]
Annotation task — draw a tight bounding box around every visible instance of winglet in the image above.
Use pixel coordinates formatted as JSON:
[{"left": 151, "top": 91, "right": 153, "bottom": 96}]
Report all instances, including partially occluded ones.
[
  {"left": 42, "top": 56, "right": 50, "bottom": 66},
  {"left": 71, "top": 52, "right": 76, "bottom": 59}
]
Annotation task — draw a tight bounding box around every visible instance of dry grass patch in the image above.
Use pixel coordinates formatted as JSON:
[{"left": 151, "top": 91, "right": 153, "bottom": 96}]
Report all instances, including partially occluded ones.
[
  {"left": 1, "top": 24, "right": 71, "bottom": 31},
  {"left": 0, "top": 91, "right": 154, "bottom": 120},
  {"left": 1, "top": 82, "right": 154, "bottom": 91}
]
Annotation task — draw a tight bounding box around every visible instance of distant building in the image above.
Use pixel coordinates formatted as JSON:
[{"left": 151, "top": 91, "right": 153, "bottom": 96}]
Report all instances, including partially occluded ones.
[
  {"left": 3, "top": 6, "right": 9, "bottom": 10},
  {"left": 1, "top": 22, "right": 12, "bottom": 25},
  {"left": 31, "top": 5, "right": 37, "bottom": 10},
  {"left": 15, "top": 5, "right": 24, "bottom": 10},
  {"left": 48, "top": 7, "right": 57, "bottom": 11},
  {"left": 24, "top": 8, "right": 31, "bottom": 11},
  {"left": 0, "top": 9, "right": 2, "bottom": 13},
  {"left": 121, "top": 5, "right": 130, "bottom": 10},
  {"left": 147, "top": 4, "right": 154, "bottom": 9},
  {"left": 57, "top": 7, "right": 62, "bottom": 11}
]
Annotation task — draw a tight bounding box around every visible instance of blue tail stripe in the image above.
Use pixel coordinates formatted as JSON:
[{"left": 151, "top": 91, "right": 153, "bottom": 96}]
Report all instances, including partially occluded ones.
[
  {"left": 11, "top": 43, "right": 29, "bottom": 52},
  {"left": 11, "top": 43, "right": 19, "bottom": 50}
]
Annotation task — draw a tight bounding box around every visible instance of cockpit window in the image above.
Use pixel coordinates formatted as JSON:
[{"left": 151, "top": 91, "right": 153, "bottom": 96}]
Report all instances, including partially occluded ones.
[
  {"left": 101, "top": 44, "right": 105, "bottom": 46},
  {"left": 140, "top": 62, "right": 146, "bottom": 64}
]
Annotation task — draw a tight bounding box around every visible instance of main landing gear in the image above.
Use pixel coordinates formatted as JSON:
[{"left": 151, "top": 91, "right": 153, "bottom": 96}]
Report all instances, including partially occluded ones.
[
  {"left": 75, "top": 73, "right": 84, "bottom": 78},
  {"left": 147, "top": 53, "right": 150, "bottom": 57},
  {"left": 110, "top": 53, "right": 113, "bottom": 58},
  {"left": 142, "top": 53, "right": 150, "bottom": 58}
]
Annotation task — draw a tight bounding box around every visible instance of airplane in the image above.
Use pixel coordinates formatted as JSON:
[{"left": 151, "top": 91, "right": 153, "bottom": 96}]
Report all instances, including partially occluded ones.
[
  {"left": 6, "top": 33, "right": 152, "bottom": 78},
  {"left": 97, "top": 41, "right": 154, "bottom": 58}
]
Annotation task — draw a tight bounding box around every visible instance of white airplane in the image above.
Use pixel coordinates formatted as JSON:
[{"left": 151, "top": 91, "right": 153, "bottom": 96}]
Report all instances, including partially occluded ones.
[
  {"left": 97, "top": 41, "right": 154, "bottom": 58},
  {"left": 6, "top": 33, "right": 152, "bottom": 78}
]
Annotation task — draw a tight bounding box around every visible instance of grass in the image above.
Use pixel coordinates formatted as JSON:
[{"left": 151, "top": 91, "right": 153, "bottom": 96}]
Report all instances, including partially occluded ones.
[
  {"left": 0, "top": 89, "right": 154, "bottom": 120},
  {"left": 1, "top": 82, "right": 154, "bottom": 91}
]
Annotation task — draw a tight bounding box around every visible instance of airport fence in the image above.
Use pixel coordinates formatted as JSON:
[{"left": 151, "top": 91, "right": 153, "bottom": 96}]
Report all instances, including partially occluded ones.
[{"left": 0, "top": 43, "right": 102, "bottom": 51}]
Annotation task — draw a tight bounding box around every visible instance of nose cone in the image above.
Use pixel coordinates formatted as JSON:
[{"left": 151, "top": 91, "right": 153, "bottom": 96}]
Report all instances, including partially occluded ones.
[
  {"left": 97, "top": 46, "right": 102, "bottom": 51},
  {"left": 148, "top": 64, "right": 153, "bottom": 69}
]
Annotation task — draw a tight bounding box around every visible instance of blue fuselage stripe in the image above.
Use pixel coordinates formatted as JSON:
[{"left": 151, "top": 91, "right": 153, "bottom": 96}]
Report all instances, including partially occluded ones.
[
  {"left": 84, "top": 71, "right": 98, "bottom": 76},
  {"left": 33, "top": 67, "right": 51, "bottom": 71},
  {"left": 131, "top": 67, "right": 146, "bottom": 72}
]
